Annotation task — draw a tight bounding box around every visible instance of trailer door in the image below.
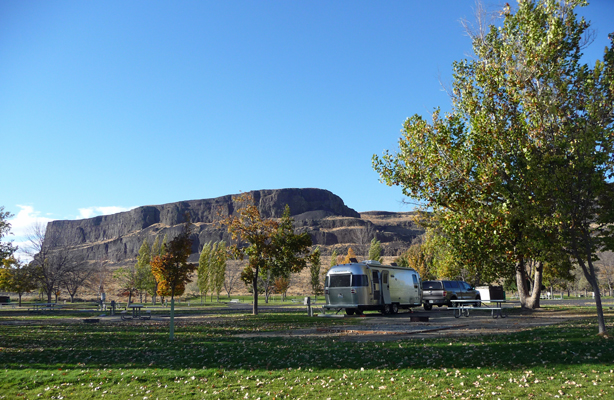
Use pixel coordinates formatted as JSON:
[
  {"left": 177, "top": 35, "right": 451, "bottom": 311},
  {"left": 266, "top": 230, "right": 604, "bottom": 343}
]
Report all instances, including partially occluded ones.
[
  {"left": 410, "top": 274, "right": 420, "bottom": 305},
  {"left": 372, "top": 271, "right": 381, "bottom": 303},
  {"left": 381, "top": 271, "right": 391, "bottom": 305}
]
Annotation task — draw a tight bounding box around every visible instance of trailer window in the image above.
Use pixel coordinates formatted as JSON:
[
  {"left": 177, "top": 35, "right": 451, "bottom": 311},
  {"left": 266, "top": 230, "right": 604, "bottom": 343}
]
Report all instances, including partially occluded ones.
[
  {"left": 351, "top": 274, "right": 368, "bottom": 287},
  {"left": 329, "top": 274, "right": 351, "bottom": 287},
  {"left": 422, "top": 281, "right": 442, "bottom": 289},
  {"left": 372, "top": 271, "right": 379, "bottom": 284}
]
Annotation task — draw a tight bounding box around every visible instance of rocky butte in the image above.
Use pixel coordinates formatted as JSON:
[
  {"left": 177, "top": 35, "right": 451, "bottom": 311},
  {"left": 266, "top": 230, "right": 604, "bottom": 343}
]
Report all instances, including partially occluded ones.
[{"left": 42, "top": 188, "right": 424, "bottom": 267}]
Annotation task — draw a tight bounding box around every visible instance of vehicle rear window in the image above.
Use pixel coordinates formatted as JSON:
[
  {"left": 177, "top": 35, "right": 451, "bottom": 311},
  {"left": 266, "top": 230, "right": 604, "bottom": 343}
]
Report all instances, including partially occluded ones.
[
  {"left": 352, "top": 274, "right": 369, "bottom": 287},
  {"left": 422, "top": 281, "right": 442, "bottom": 289},
  {"left": 329, "top": 274, "right": 351, "bottom": 287}
]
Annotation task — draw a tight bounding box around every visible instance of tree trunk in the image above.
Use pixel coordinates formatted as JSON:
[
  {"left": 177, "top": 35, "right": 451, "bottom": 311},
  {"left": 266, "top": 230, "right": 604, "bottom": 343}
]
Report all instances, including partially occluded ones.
[
  {"left": 516, "top": 259, "right": 542, "bottom": 308},
  {"left": 252, "top": 267, "right": 259, "bottom": 315},
  {"left": 18, "top": 293, "right": 22, "bottom": 307},
  {"left": 515, "top": 258, "right": 530, "bottom": 307},
  {"left": 577, "top": 257, "right": 608, "bottom": 335},
  {"left": 526, "top": 262, "right": 543, "bottom": 309},
  {"left": 169, "top": 286, "right": 176, "bottom": 340}
]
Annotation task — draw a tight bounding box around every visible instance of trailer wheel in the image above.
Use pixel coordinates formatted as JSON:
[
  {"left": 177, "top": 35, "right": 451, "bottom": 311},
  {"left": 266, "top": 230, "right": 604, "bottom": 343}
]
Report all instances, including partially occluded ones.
[
  {"left": 346, "top": 309, "right": 355, "bottom": 316},
  {"left": 382, "top": 304, "right": 391, "bottom": 315},
  {"left": 423, "top": 303, "right": 432, "bottom": 311},
  {"left": 391, "top": 303, "right": 399, "bottom": 314}
]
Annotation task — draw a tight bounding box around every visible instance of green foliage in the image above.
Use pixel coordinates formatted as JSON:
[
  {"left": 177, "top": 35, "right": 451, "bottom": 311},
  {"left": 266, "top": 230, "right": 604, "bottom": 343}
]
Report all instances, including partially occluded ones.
[
  {"left": 330, "top": 249, "right": 338, "bottom": 268},
  {"left": 373, "top": 0, "right": 613, "bottom": 320},
  {"left": 367, "top": 238, "right": 382, "bottom": 262},
  {"left": 113, "top": 264, "right": 139, "bottom": 304},
  {"left": 198, "top": 241, "right": 227, "bottom": 301},
  {"left": 197, "top": 241, "right": 212, "bottom": 298},
  {"left": 309, "top": 246, "right": 322, "bottom": 297},
  {"left": 223, "top": 195, "right": 312, "bottom": 314},
  {"left": 0, "top": 206, "right": 16, "bottom": 264},
  {"left": 0, "top": 257, "right": 37, "bottom": 305},
  {"left": 134, "top": 239, "right": 157, "bottom": 300}
]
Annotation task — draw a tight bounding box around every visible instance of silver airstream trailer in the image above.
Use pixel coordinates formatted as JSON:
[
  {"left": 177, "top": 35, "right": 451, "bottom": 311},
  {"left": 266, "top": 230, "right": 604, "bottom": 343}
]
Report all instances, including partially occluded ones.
[{"left": 322, "top": 260, "right": 422, "bottom": 315}]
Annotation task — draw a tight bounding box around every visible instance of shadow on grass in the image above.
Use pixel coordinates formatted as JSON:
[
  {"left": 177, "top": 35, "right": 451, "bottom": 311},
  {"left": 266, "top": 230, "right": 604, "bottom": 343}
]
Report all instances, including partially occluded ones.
[{"left": 1, "top": 314, "right": 612, "bottom": 374}]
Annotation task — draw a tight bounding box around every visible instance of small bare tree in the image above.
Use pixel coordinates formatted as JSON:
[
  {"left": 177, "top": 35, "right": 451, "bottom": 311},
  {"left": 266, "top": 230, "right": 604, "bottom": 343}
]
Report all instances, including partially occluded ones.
[
  {"left": 223, "top": 262, "right": 242, "bottom": 298},
  {"left": 89, "top": 258, "right": 109, "bottom": 301},
  {"left": 63, "top": 259, "right": 93, "bottom": 302},
  {"left": 25, "top": 222, "right": 78, "bottom": 303},
  {"left": 597, "top": 252, "right": 614, "bottom": 297}
]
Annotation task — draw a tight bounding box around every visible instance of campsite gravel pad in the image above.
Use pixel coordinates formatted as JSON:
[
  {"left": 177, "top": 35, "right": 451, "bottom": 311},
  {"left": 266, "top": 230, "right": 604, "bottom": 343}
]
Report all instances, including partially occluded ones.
[{"left": 316, "top": 324, "right": 461, "bottom": 336}]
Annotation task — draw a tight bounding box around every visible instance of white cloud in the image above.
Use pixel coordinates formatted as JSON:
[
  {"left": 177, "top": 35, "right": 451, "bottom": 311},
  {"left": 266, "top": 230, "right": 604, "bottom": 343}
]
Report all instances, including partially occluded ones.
[
  {"left": 8, "top": 205, "right": 55, "bottom": 238},
  {"left": 77, "top": 206, "right": 135, "bottom": 219},
  {"left": 6, "top": 204, "right": 135, "bottom": 263},
  {"left": 6, "top": 205, "right": 55, "bottom": 262}
]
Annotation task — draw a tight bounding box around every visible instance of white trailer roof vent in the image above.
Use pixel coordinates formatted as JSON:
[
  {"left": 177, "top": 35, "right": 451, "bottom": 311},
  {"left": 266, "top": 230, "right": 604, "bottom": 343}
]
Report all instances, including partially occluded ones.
[{"left": 363, "top": 260, "right": 382, "bottom": 266}]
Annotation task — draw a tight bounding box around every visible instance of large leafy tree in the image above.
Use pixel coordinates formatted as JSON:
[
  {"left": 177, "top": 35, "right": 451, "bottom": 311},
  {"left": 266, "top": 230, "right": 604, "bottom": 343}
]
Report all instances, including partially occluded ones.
[
  {"left": 197, "top": 241, "right": 213, "bottom": 303},
  {"left": 150, "top": 217, "right": 196, "bottom": 339},
  {"left": 223, "top": 193, "right": 312, "bottom": 315},
  {"left": 113, "top": 264, "right": 139, "bottom": 305},
  {"left": 198, "top": 241, "right": 227, "bottom": 302},
  {"left": 374, "top": 1, "right": 613, "bottom": 331},
  {"left": 134, "top": 239, "right": 157, "bottom": 303},
  {"left": 309, "top": 247, "right": 323, "bottom": 300}
]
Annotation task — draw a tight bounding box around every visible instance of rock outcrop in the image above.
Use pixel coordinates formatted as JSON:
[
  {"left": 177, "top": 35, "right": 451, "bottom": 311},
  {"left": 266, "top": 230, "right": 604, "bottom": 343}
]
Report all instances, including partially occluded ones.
[{"left": 42, "top": 188, "right": 423, "bottom": 267}]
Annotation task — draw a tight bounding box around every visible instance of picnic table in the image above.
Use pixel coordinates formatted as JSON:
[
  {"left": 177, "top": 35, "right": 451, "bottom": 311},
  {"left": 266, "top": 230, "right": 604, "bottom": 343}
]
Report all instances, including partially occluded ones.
[
  {"left": 29, "top": 303, "right": 63, "bottom": 312},
  {"left": 449, "top": 299, "right": 508, "bottom": 319},
  {"left": 121, "top": 304, "right": 151, "bottom": 320}
]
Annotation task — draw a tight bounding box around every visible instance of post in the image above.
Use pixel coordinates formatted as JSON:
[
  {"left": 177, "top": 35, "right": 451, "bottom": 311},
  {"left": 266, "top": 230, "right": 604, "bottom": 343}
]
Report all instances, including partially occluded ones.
[
  {"left": 304, "top": 296, "right": 312, "bottom": 317},
  {"left": 169, "top": 297, "right": 175, "bottom": 340}
]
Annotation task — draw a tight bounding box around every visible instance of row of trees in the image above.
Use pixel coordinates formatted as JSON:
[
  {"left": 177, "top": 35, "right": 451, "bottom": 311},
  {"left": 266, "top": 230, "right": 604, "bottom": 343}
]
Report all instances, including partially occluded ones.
[
  {"left": 374, "top": 0, "right": 614, "bottom": 335},
  {"left": 0, "top": 217, "right": 98, "bottom": 306}
]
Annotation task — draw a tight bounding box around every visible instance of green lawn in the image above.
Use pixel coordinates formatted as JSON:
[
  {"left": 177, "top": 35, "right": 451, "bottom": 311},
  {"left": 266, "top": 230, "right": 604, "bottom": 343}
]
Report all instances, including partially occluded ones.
[{"left": 0, "top": 309, "right": 612, "bottom": 399}]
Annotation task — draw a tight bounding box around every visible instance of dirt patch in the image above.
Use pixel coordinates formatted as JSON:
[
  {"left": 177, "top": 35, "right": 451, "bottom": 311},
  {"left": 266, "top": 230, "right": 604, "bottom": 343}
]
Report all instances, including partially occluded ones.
[
  {"left": 2, "top": 306, "right": 610, "bottom": 342},
  {"left": 234, "top": 307, "right": 610, "bottom": 342}
]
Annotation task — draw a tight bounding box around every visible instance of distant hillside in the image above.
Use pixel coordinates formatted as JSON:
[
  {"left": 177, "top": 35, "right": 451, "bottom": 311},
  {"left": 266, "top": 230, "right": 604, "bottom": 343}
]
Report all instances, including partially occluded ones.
[{"left": 42, "top": 188, "right": 424, "bottom": 269}]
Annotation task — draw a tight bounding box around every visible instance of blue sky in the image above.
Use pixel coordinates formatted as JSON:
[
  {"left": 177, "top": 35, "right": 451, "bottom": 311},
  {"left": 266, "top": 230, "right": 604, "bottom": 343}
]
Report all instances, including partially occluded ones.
[{"left": 2, "top": 1, "right": 613, "bottom": 248}]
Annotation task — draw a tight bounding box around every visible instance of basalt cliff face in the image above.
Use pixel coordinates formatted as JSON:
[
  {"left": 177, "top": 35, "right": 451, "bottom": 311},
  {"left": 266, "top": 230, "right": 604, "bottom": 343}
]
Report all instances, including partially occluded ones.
[{"left": 42, "top": 188, "right": 423, "bottom": 267}]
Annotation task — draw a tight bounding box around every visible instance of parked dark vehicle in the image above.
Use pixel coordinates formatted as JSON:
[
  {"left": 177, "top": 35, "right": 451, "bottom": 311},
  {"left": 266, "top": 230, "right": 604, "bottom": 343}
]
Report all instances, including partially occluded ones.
[{"left": 422, "top": 280, "right": 480, "bottom": 310}]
